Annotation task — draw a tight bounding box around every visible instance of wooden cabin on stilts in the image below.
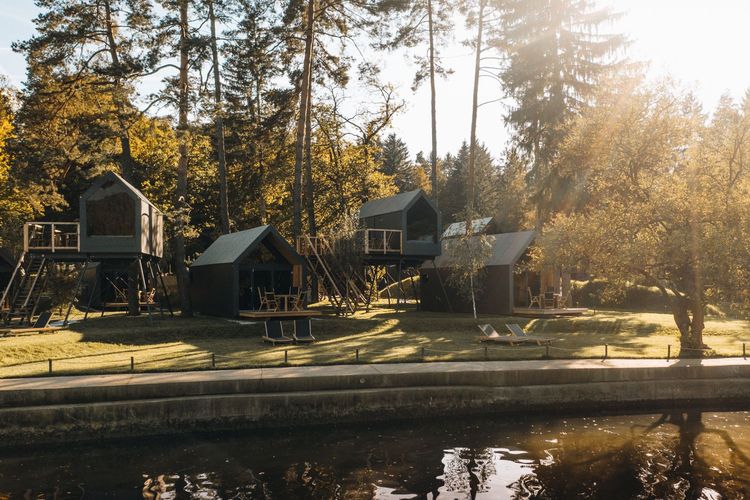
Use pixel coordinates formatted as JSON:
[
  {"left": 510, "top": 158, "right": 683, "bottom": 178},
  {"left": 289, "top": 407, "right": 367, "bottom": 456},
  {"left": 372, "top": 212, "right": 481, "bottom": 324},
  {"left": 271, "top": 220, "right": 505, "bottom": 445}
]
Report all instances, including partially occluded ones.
[
  {"left": 0, "top": 171, "right": 172, "bottom": 327},
  {"left": 297, "top": 189, "right": 442, "bottom": 315}
]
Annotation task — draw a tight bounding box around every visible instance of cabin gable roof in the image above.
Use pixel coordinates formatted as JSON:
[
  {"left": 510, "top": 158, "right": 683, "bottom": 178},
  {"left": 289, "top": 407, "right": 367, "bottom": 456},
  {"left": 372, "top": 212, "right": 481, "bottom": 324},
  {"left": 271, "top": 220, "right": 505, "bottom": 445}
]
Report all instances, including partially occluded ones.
[
  {"left": 191, "top": 225, "right": 303, "bottom": 268},
  {"left": 359, "top": 189, "right": 434, "bottom": 219}
]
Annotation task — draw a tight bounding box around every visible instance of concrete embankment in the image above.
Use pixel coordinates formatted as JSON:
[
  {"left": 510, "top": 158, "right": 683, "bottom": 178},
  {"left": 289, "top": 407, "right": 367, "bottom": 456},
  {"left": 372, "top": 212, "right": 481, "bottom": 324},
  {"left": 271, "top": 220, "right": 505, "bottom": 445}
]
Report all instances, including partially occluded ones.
[{"left": 1, "top": 358, "right": 749, "bottom": 446}]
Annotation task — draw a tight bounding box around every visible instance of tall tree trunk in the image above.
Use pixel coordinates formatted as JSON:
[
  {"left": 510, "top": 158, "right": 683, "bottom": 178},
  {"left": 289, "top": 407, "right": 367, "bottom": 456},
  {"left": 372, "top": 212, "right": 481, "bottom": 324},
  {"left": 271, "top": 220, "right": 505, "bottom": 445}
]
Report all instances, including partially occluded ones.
[
  {"left": 103, "top": 0, "right": 139, "bottom": 316},
  {"left": 292, "top": 0, "right": 315, "bottom": 239},
  {"left": 255, "top": 79, "right": 267, "bottom": 224},
  {"left": 207, "top": 0, "right": 230, "bottom": 234},
  {"left": 103, "top": 0, "right": 135, "bottom": 183},
  {"left": 427, "top": 0, "right": 438, "bottom": 203},
  {"left": 304, "top": 78, "right": 316, "bottom": 235},
  {"left": 467, "top": 0, "right": 485, "bottom": 228},
  {"left": 175, "top": 0, "right": 192, "bottom": 317},
  {"left": 304, "top": 82, "right": 318, "bottom": 303},
  {"left": 466, "top": 0, "right": 485, "bottom": 316}
]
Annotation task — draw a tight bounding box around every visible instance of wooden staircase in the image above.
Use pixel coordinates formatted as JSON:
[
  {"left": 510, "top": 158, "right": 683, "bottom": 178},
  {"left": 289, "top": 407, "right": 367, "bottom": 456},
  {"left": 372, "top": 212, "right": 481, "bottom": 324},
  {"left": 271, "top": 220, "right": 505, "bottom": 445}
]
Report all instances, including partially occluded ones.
[
  {"left": 1, "top": 253, "right": 50, "bottom": 325},
  {"left": 297, "top": 235, "right": 371, "bottom": 316}
]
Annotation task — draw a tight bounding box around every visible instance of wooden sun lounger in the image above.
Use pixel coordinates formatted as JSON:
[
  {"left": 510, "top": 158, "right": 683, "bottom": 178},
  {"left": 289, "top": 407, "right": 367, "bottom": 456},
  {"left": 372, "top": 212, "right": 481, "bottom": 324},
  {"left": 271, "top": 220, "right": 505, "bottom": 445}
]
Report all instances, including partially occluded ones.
[
  {"left": 293, "top": 318, "right": 315, "bottom": 343},
  {"left": 262, "top": 319, "right": 293, "bottom": 345},
  {"left": 477, "top": 323, "right": 552, "bottom": 346},
  {"left": 505, "top": 323, "right": 553, "bottom": 345},
  {"left": 0, "top": 311, "right": 62, "bottom": 336}
]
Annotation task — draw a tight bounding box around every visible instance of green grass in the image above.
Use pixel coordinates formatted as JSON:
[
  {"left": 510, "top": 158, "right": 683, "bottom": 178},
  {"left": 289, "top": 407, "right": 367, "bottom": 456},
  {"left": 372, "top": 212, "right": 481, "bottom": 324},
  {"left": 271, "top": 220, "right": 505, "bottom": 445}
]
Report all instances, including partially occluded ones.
[{"left": 1, "top": 303, "right": 749, "bottom": 378}]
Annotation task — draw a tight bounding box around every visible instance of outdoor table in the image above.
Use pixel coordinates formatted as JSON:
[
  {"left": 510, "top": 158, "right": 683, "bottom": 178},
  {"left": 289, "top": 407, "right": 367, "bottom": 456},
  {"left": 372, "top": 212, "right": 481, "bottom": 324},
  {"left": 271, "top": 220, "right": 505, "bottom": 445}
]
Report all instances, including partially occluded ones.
[{"left": 274, "top": 294, "right": 295, "bottom": 311}]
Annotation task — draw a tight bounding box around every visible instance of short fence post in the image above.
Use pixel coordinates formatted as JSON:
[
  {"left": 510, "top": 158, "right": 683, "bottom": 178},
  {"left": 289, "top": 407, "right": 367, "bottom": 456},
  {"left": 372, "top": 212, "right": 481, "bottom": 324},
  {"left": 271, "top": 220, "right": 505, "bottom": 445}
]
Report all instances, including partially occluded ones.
[
  {"left": 421, "top": 347, "right": 425, "bottom": 362},
  {"left": 211, "top": 353, "right": 216, "bottom": 368},
  {"left": 545, "top": 343, "right": 550, "bottom": 358},
  {"left": 484, "top": 346, "right": 488, "bottom": 360},
  {"left": 744, "top": 343, "right": 747, "bottom": 360},
  {"left": 284, "top": 350, "right": 288, "bottom": 364},
  {"left": 355, "top": 348, "right": 359, "bottom": 363},
  {"left": 130, "top": 356, "right": 134, "bottom": 371},
  {"left": 667, "top": 344, "right": 671, "bottom": 361},
  {"left": 48, "top": 359, "right": 52, "bottom": 374},
  {"left": 604, "top": 344, "right": 608, "bottom": 360}
]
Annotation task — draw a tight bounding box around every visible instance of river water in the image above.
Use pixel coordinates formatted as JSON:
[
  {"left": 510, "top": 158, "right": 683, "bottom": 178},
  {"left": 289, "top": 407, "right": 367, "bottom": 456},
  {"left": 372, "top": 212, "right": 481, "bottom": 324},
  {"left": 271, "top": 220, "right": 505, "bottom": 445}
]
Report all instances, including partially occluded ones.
[{"left": 1, "top": 410, "right": 749, "bottom": 499}]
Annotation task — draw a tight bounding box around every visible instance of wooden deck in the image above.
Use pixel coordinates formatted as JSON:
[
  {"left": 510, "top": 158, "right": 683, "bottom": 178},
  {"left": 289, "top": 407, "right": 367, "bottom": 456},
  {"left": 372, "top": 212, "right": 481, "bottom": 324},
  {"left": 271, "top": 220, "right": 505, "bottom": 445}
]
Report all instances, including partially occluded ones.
[
  {"left": 239, "top": 310, "right": 323, "bottom": 319},
  {"left": 513, "top": 307, "right": 589, "bottom": 318}
]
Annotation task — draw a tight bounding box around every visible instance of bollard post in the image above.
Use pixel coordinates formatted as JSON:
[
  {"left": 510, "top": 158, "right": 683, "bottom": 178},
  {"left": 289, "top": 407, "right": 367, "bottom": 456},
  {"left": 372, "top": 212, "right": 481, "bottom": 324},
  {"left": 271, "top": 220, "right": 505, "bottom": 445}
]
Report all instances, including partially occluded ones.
[
  {"left": 356, "top": 348, "right": 359, "bottom": 363},
  {"left": 48, "top": 359, "right": 52, "bottom": 374},
  {"left": 744, "top": 343, "right": 747, "bottom": 360},
  {"left": 130, "top": 356, "right": 134, "bottom": 371},
  {"left": 484, "top": 346, "right": 488, "bottom": 360},
  {"left": 667, "top": 344, "right": 671, "bottom": 361},
  {"left": 421, "top": 347, "right": 425, "bottom": 362},
  {"left": 604, "top": 344, "right": 608, "bottom": 360},
  {"left": 212, "top": 353, "right": 216, "bottom": 368},
  {"left": 284, "top": 350, "right": 288, "bottom": 364},
  {"left": 545, "top": 343, "right": 550, "bottom": 358}
]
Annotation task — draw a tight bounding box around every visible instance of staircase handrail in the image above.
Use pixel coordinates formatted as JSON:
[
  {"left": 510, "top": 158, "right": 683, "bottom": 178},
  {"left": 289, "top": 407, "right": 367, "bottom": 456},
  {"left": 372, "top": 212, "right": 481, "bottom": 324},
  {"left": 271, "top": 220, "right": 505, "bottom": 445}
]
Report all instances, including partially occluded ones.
[
  {"left": 304, "top": 234, "right": 357, "bottom": 314},
  {"left": 0, "top": 253, "right": 24, "bottom": 311}
]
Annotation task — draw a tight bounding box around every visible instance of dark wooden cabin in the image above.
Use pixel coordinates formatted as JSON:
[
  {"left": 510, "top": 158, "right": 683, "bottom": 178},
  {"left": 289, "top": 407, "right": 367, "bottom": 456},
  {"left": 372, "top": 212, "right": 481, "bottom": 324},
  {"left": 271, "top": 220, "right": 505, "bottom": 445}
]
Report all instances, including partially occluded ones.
[
  {"left": 420, "top": 231, "right": 536, "bottom": 315},
  {"left": 358, "top": 189, "right": 441, "bottom": 261},
  {"left": 79, "top": 171, "right": 164, "bottom": 258},
  {"left": 190, "top": 225, "right": 305, "bottom": 317}
]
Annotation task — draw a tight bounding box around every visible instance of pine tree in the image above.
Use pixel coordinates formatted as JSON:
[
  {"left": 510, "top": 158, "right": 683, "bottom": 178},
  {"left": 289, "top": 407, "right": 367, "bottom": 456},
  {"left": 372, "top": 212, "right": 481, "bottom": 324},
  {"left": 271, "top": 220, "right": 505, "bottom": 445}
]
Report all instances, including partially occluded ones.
[
  {"left": 377, "top": 133, "right": 412, "bottom": 191},
  {"left": 15, "top": 0, "right": 160, "bottom": 184},
  {"left": 493, "top": 0, "right": 626, "bottom": 222},
  {"left": 223, "top": 0, "right": 296, "bottom": 228},
  {"left": 372, "top": 0, "right": 454, "bottom": 204}
]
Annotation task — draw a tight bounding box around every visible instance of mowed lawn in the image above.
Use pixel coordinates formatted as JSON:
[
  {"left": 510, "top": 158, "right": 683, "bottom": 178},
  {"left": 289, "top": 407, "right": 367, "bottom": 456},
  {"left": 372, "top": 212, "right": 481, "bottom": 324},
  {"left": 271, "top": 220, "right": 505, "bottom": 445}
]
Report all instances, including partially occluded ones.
[{"left": 1, "top": 304, "right": 749, "bottom": 378}]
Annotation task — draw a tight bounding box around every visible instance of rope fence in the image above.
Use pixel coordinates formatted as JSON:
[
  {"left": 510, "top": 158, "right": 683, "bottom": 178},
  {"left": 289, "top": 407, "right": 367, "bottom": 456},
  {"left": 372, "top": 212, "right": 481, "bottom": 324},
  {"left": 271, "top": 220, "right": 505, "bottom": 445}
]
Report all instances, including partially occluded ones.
[{"left": 6, "top": 340, "right": 749, "bottom": 377}]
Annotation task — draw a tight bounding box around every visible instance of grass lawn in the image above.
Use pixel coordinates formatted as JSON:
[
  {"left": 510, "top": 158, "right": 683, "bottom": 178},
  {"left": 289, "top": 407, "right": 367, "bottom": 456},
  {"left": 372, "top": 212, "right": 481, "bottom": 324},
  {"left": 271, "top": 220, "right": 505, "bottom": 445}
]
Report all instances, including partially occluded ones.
[{"left": 1, "top": 303, "right": 749, "bottom": 378}]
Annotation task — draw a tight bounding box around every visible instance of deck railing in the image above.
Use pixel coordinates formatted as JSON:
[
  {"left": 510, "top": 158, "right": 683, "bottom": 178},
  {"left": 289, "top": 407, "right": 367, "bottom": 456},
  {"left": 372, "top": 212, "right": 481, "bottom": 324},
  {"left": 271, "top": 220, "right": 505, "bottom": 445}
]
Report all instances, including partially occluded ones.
[
  {"left": 297, "top": 229, "right": 403, "bottom": 256},
  {"left": 24, "top": 222, "right": 80, "bottom": 253},
  {"left": 361, "top": 229, "right": 402, "bottom": 255}
]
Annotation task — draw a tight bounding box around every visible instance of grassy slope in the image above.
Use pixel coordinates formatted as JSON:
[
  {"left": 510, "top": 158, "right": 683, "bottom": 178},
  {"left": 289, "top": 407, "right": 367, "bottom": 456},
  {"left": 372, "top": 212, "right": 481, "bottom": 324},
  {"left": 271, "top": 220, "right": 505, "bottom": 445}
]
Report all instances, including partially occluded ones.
[{"left": 1, "top": 304, "right": 749, "bottom": 378}]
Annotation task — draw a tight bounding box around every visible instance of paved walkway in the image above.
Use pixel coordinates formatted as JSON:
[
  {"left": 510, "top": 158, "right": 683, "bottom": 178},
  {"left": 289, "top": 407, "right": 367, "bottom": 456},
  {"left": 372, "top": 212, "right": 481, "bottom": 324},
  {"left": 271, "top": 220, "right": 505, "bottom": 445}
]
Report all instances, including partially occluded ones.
[{"left": 1, "top": 357, "right": 748, "bottom": 393}]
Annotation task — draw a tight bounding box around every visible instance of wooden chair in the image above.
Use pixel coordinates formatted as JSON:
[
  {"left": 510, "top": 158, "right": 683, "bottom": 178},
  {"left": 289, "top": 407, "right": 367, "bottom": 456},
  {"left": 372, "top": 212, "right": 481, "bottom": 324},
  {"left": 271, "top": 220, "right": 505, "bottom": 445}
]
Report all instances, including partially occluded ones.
[
  {"left": 263, "top": 291, "right": 279, "bottom": 312},
  {"left": 543, "top": 290, "right": 556, "bottom": 309},
  {"left": 288, "top": 287, "right": 303, "bottom": 311},
  {"left": 527, "top": 288, "right": 542, "bottom": 308},
  {"left": 140, "top": 288, "right": 156, "bottom": 304}
]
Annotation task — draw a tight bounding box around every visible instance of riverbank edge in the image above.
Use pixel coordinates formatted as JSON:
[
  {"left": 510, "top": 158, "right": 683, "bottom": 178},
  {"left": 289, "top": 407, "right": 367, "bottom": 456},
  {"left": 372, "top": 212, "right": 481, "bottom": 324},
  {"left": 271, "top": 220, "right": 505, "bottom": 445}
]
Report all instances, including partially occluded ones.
[{"left": 1, "top": 358, "right": 749, "bottom": 447}]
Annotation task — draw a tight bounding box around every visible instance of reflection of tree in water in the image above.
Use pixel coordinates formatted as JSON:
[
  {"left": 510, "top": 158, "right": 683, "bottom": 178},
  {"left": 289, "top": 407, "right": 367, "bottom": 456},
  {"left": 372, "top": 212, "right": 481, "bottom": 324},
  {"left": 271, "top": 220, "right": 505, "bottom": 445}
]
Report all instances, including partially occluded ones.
[
  {"left": 522, "top": 411, "right": 750, "bottom": 499},
  {"left": 141, "top": 468, "right": 271, "bottom": 499},
  {"left": 439, "top": 447, "right": 498, "bottom": 497}
]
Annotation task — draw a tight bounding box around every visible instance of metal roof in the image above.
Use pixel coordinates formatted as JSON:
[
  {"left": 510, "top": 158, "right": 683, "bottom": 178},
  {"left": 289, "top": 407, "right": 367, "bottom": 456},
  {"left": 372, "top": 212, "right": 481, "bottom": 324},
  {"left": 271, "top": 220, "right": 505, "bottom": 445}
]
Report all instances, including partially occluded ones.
[
  {"left": 442, "top": 217, "right": 495, "bottom": 239},
  {"left": 428, "top": 231, "right": 536, "bottom": 269},
  {"left": 359, "top": 189, "right": 426, "bottom": 219},
  {"left": 191, "top": 225, "right": 302, "bottom": 267},
  {"left": 81, "top": 171, "right": 161, "bottom": 213}
]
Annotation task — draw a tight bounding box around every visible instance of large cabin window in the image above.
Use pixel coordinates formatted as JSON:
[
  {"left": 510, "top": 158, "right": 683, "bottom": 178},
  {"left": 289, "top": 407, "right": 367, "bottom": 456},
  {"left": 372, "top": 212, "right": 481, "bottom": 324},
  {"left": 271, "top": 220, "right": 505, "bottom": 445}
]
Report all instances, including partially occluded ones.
[
  {"left": 406, "top": 198, "right": 438, "bottom": 243},
  {"left": 86, "top": 190, "right": 135, "bottom": 236}
]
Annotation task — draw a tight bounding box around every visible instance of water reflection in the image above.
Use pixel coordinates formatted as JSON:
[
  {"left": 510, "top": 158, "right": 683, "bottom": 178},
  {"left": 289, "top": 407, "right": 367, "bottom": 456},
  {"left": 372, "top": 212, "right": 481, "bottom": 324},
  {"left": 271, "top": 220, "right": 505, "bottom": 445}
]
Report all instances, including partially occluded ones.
[{"left": 1, "top": 410, "right": 749, "bottom": 499}]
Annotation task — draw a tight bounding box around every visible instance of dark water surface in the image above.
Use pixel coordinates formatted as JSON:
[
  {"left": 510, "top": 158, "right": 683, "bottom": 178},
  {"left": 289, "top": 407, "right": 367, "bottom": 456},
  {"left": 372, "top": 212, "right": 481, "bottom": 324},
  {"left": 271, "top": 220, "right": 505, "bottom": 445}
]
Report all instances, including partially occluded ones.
[{"left": 1, "top": 410, "right": 750, "bottom": 499}]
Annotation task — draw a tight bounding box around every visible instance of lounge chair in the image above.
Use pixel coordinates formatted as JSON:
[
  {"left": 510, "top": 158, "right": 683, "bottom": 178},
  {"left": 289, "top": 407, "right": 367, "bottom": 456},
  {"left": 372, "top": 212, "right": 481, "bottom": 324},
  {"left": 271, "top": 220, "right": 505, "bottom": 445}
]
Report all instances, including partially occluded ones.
[
  {"left": 0, "top": 311, "right": 62, "bottom": 336},
  {"left": 477, "top": 324, "right": 526, "bottom": 345},
  {"left": 505, "top": 323, "right": 553, "bottom": 345},
  {"left": 293, "top": 318, "right": 316, "bottom": 343},
  {"left": 262, "top": 319, "right": 292, "bottom": 344}
]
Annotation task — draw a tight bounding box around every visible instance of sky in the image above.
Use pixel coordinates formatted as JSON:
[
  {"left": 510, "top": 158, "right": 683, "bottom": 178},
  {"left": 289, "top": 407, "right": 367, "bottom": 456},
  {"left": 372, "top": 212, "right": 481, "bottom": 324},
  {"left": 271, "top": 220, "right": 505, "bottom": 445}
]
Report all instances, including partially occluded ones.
[{"left": 1, "top": 0, "right": 750, "bottom": 159}]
